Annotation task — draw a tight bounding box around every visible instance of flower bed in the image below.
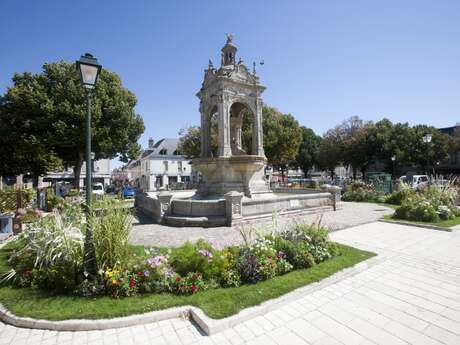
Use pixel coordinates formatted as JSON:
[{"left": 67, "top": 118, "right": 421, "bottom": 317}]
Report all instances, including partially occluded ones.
[
  {"left": 0, "top": 242, "right": 373, "bottom": 320},
  {"left": 393, "top": 184, "right": 460, "bottom": 223},
  {"left": 341, "top": 181, "right": 387, "bottom": 203},
  {"left": 343, "top": 180, "right": 460, "bottom": 225},
  {"left": 0, "top": 200, "right": 346, "bottom": 301}
]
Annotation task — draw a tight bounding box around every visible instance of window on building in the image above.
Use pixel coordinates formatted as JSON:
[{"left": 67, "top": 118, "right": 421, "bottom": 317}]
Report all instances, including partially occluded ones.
[
  {"left": 163, "top": 161, "right": 168, "bottom": 172},
  {"left": 178, "top": 161, "right": 183, "bottom": 172},
  {"left": 159, "top": 149, "right": 167, "bottom": 155}
]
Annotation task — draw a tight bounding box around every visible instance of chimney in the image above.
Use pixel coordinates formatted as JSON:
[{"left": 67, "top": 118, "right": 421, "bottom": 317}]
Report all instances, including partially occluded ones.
[{"left": 148, "top": 137, "right": 155, "bottom": 149}]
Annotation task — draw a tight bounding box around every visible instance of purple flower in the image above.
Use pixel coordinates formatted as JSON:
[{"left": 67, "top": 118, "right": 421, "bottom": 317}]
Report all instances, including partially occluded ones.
[
  {"left": 143, "top": 270, "right": 150, "bottom": 277},
  {"left": 198, "top": 249, "right": 213, "bottom": 258},
  {"left": 147, "top": 255, "right": 167, "bottom": 268}
]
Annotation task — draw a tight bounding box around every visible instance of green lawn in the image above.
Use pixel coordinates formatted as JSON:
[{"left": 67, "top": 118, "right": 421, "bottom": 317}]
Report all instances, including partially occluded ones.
[
  {"left": 0, "top": 243, "right": 374, "bottom": 321},
  {"left": 383, "top": 214, "right": 460, "bottom": 229}
]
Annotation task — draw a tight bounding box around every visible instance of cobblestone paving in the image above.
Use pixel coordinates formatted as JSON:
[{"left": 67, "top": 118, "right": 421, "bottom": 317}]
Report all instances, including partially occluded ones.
[
  {"left": 2, "top": 221, "right": 460, "bottom": 344},
  {"left": 129, "top": 202, "right": 394, "bottom": 247}
]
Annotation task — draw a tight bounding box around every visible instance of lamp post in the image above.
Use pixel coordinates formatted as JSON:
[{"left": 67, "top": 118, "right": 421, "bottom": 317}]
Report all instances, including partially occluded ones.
[
  {"left": 391, "top": 155, "right": 396, "bottom": 177},
  {"left": 76, "top": 53, "right": 102, "bottom": 276},
  {"left": 422, "top": 132, "right": 433, "bottom": 175}
]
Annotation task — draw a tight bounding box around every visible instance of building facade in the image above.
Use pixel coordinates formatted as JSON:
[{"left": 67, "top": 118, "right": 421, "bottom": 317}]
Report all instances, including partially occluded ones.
[
  {"left": 44, "top": 159, "right": 111, "bottom": 187},
  {"left": 125, "top": 137, "right": 194, "bottom": 191}
]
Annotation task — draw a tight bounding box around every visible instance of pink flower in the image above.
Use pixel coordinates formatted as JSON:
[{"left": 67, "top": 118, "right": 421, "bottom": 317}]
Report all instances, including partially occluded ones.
[
  {"left": 198, "top": 249, "right": 213, "bottom": 259},
  {"left": 16, "top": 208, "right": 27, "bottom": 217},
  {"left": 147, "top": 255, "right": 167, "bottom": 268}
]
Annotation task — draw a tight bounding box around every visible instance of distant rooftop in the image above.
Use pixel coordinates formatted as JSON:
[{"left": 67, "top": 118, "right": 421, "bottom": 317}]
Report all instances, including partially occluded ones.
[
  {"left": 439, "top": 124, "right": 460, "bottom": 135},
  {"left": 145, "top": 138, "right": 182, "bottom": 158}
]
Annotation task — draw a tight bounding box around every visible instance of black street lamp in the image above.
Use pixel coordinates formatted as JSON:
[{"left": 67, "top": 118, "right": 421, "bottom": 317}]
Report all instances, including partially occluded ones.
[
  {"left": 422, "top": 132, "right": 433, "bottom": 174},
  {"left": 76, "top": 53, "right": 102, "bottom": 276}
]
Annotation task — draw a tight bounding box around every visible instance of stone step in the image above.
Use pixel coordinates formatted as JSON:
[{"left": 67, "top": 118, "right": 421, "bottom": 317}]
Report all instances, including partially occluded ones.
[{"left": 164, "top": 215, "right": 228, "bottom": 227}]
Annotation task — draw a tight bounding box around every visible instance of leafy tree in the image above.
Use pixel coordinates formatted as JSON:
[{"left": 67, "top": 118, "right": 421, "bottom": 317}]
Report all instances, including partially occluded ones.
[
  {"left": 342, "top": 124, "right": 375, "bottom": 179},
  {"left": 0, "top": 87, "right": 62, "bottom": 183},
  {"left": 262, "top": 106, "right": 302, "bottom": 179},
  {"left": 316, "top": 129, "right": 343, "bottom": 179},
  {"left": 295, "top": 126, "right": 322, "bottom": 176},
  {"left": 178, "top": 126, "right": 201, "bottom": 158},
  {"left": 330, "top": 116, "right": 372, "bottom": 179},
  {"left": 368, "top": 119, "right": 414, "bottom": 175},
  {"left": 410, "top": 125, "right": 453, "bottom": 173},
  {"left": 1, "top": 61, "right": 144, "bottom": 188}
]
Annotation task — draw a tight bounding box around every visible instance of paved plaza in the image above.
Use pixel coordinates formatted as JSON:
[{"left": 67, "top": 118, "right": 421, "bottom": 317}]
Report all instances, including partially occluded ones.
[
  {"left": 1, "top": 220, "right": 460, "bottom": 344},
  {"left": 129, "top": 202, "right": 394, "bottom": 247}
]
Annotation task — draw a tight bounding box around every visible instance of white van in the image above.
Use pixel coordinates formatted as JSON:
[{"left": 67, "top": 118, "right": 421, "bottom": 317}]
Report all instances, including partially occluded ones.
[
  {"left": 399, "top": 175, "right": 429, "bottom": 189},
  {"left": 92, "top": 183, "right": 105, "bottom": 196}
]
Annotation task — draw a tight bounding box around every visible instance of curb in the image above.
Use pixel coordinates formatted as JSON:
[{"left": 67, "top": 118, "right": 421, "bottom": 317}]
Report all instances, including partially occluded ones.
[
  {"left": 0, "top": 255, "right": 384, "bottom": 335},
  {"left": 378, "top": 219, "right": 454, "bottom": 232}
]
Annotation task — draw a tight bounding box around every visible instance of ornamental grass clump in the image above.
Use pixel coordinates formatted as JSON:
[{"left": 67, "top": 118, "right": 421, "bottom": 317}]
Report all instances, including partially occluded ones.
[
  {"left": 2, "top": 209, "right": 84, "bottom": 292},
  {"left": 92, "top": 206, "right": 133, "bottom": 270}
]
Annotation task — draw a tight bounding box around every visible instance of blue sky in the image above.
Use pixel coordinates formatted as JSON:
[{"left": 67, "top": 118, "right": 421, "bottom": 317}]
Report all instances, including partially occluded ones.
[{"left": 1, "top": 0, "right": 459, "bottom": 168}]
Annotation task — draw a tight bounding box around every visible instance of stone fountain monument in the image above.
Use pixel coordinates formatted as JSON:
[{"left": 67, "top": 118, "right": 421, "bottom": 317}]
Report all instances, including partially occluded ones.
[
  {"left": 136, "top": 36, "right": 341, "bottom": 227},
  {"left": 193, "top": 33, "right": 269, "bottom": 198}
]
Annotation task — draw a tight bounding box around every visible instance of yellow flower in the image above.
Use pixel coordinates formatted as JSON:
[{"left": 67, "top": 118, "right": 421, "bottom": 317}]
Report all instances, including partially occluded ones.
[{"left": 112, "top": 279, "right": 117, "bottom": 285}]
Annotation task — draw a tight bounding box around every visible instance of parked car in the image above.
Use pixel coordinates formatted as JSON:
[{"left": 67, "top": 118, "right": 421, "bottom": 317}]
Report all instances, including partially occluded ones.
[
  {"left": 121, "top": 186, "right": 136, "bottom": 199},
  {"left": 92, "top": 183, "right": 105, "bottom": 196},
  {"left": 105, "top": 184, "right": 116, "bottom": 194},
  {"left": 399, "top": 175, "right": 429, "bottom": 189}
]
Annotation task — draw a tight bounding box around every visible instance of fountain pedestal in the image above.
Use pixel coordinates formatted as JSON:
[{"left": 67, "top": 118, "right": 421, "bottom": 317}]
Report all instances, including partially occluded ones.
[{"left": 193, "top": 155, "right": 269, "bottom": 198}]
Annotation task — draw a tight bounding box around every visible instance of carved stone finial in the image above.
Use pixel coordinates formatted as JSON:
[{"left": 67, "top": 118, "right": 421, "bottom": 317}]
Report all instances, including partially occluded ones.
[
  {"left": 208, "top": 59, "right": 213, "bottom": 69},
  {"left": 252, "top": 61, "right": 257, "bottom": 75},
  {"left": 238, "top": 57, "right": 243, "bottom": 64},
  {"left": 226, "top": 33, "right": 233, "bottom": 43}
]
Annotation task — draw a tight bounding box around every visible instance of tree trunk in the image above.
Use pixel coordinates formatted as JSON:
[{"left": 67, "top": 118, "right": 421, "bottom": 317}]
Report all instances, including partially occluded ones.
[
  {"left": 330, "top": 169, "right": 335, "bottom": 180},
  {"left": 360, "top": 167, "right": 367, "bottom": 180},
  {"left": 73, "top": 152, "right": 84, "bottom": 190},
  {"left": 352, "top": 167, "right": 357, "bottom": 180},
  {"left": 0, "top": 176, "right": 3, "bottom": 191}
]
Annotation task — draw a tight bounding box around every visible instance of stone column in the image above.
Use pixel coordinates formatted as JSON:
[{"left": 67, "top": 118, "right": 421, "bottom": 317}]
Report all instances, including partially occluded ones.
[
  {"left": 252, "top": 97, "right": 265, "bottom": 157},
  {"left": 225, "top": 191, "right": 244, "bottom": 225},
  {"left": 321, "top": 185, "right": 341, "bottom": 211},
  {"left": 218, "top": 98, "right": 232, "bottom": 157},
  {"left": 200, "top": 109, "right": 206, "bottom": 157},
  {"left": 158, "top": 191, "right": 173, "bottom": 218}
]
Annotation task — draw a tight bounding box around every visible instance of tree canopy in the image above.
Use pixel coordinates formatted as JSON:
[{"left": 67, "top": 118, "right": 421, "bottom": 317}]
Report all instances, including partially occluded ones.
[
  {"left": 294, "top": 126, "right": 322, "bottom": 175},
  {"left": 0, "top": 61, "right": 145, "bottom": 187}
]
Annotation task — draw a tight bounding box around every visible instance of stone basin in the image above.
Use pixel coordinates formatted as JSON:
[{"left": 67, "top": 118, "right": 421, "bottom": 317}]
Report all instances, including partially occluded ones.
[{"left": 192, "top": 155, "right": 269, "bottom": 198}]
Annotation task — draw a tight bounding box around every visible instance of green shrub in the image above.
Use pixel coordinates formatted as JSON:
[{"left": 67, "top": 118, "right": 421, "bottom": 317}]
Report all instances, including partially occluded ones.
[
  {"left": 92, "top": 207, "right": 133, "bottom": 270},
  {"left": 394, "top": 196, "right": 439, "bottom": 222},
  {"left": 45, "top": 189, "right": 61, "bottom": 211},
  {"left": 169, "top": 240, "right": 229, "bottom": 282}
]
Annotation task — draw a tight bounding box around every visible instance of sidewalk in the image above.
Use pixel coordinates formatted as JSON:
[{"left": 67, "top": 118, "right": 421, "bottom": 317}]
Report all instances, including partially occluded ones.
[{"left": 1, "top": 221, "right": 460, "bottom": 344}]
